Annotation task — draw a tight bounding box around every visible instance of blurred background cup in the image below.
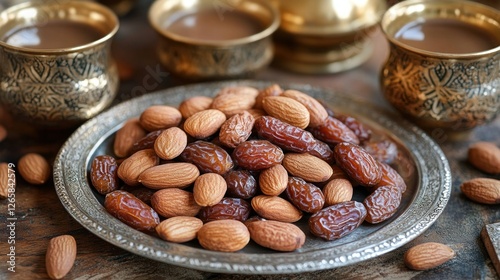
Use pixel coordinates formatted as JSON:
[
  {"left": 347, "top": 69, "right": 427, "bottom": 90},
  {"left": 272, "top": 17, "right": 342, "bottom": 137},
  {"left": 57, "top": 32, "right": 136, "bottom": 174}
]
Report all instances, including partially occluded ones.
[
  {"left": 0, "top": 0, "right": 119, "bottom": 128},
  {"left": 148, "top": 0, "right": 279, "bottom": 81},
  {"left": 380, "top": 0, "right": 500, "bottom": 131}
]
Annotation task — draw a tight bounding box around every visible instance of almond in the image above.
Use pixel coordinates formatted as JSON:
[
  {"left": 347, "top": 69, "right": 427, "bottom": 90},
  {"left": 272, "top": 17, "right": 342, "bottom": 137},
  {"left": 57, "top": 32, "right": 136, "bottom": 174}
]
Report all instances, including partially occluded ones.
[
  {"left": 460, "top": 178, "right": 500, "bottom": 204},
  {"left": 117, "top": 149, "right": 159, "bottom": 186},
  {"left": 251, "top": 195, "right": 303, "bottom": 223},
  {"left": 404, "top": 242, "right": 455, "bottom": 270},
  {"left": 45, "top": 235, "right": 77, "bottom": 279},
  {"left": 210, "top": 86, "right": 258, "bottom": 117},
  {"left": 138, "top": 162, "right": 200, "bottom": 189},
  {"left": 259, "top": 164, "right": 288, "bottom": 196},
  {"left": 282, "top": 153, "right": 333, "bottom": 183},
  {"left": 151, "top": 188, "right": 201, "bottom": 218},
  {"left": 114, "top": 118, "right": 147, "bottom": 158},
  {"left": 323, "top": 178, "right": 353, "bottom": 206},
  {"left": 155, "top": 216, "right": 203, "bottom": 243},
  {"left": 197, "top": 220, "right": 250, "bottom": 252},
  {"left": 468, "top": 142, "right": 500, "bottom": 174},
  {"left": 246, "top": 219, "right": 305, "bottom": 252},
  {"left": 193, "top": 173, "right": 227, "bottom": 206},
  {"left": 154, "top": 127, "right": 187, "bottom": 160},
  {"left": 178, "top": 96, "right": 213, "bottom": 119},
  {"left": 0, "top": 162, "right": 9, "bottom": 199},
  {"left": 218, "top": 111, "right": 255, "bottom": 148},
  {"left": 262, "top": 95, "right": 310, "bottom": 129},
  {"left": 282, "top": 89, "right": 328, "bottom": 128},
  {"left": 18, "top": 153, "right": 51, "bottom": 185},
  {"left": 183, "top": 109, "right": 226, "bottom": 139},
  {"left": 139, "top": 105, "right": 182, "bottom": 131},
  {"left": 254, "top": 84, "right": 282, "bottom": 109}
]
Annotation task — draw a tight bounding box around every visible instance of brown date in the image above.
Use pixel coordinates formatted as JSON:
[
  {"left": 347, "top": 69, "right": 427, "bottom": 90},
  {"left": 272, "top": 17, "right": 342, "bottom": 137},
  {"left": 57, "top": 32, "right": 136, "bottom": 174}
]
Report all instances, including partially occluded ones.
[
  {"left": 375, "top": 162, "right": 407, "bottom": 193},
  {"left": 129, "top": 129, "right": 164, "bottom": 155},
  {"left": 90, "top": 155, "right": 119, "bottom": 195},
  {"left": 254, "top": 116, "right": 316, "bottom": 154},
  {"left": 309, "top": 116, "right": 360, "bottom": 145},
  {"left": 362, "top": 138, "right": 398, "bottom": 165},
  {"left": 224, "top": 170, "right": 258, "bottom": 199},
  {"left": 308, "top": 140, "right": 335, "bottom": 164},
  {"left": 198, "top": 197, "right": 251, "bottom": 223},
  {"left": 334, "top": 114, "right": 372, "bottom": 143},
  {"left": 309, "top": 201, "right": 367, "bottom": 240},
  {"left": 333, "top": 142, "right": 382, "bottom": 187},
  {"left": 363, "top": 185, "right": 402, "bottom": 224},
  {"left": 232, "top": 140, "right": 284, "bottom": 170},
  {"left": 180, "top": 141, "right": 234, "bottom": 175},
  {"left": 104, "top": 190, "right": 160, "bottom": 232},
  {"left": 286, "top": 177, "right": 325, "bottom": 213},
  {"left": 219, "top": 111, "right": 255, "bottom": 148}
]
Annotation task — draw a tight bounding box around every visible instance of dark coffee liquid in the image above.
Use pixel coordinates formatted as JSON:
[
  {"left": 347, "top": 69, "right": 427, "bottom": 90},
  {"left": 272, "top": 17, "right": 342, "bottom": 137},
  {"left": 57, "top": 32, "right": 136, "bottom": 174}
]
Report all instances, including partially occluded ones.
[
  {"left": 395, "top": 18, "right": 497, "bottom": 53},
  {"left": 165, "top": 9, "right": 263, "bottom": 40},
  {"left": 3, "top": 20, "right": 103, "bottom": 49}
]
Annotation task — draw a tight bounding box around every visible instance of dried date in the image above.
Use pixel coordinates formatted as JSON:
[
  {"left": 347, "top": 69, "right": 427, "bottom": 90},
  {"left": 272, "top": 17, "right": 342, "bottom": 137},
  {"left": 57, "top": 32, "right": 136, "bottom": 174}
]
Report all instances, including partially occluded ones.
[
  {"left": 90, "top": 155, "right": 119, "bottom": 195},
  {"left": 104, "top": 190, "right": 160, "bottom": 232},
  {"left": 286, "top": 177, "right": 325, "bottom": 213},
  {"left": 333, "top": 142, "right": 382, "bottom": 187},
  {"left": 309, "top": 116, "right": 360, "bottom": 145},
  {"left": 198, "top": 197, "right": 251, "bottom": 223},
  {"left": 129, "top": 129, "right": 164, "bottom": 155},
  {"left": 363, "top": 138, "right": 398, "bottom": 165},
  {"left": 232, "top": 140, "right": 284, "bottom": 170},
  {"left": 224, "top": 170, "right": 258, "bottom": 199},
  {"left": 375, "top": 162, "right": 407, "bottom": 193},
  {"left": 254, "top": 116, "right": 316, "bottom": 153},
  {"left": 309, "top": 201, "right": 367, "bottom": 240},
  {"left": 219, "top": 111, "right": 255, "bottom": 148},
  {"left": 334, "top": 114, "right": 372, "bottom": 143},
  {"left": 180, "top": 141, "right": 234, "bottom": 175},
  {"left": 363, "top": 185, "right": 402, "bottom": 224},
  {"left": 308, "top": 140, "right": 335, "bottom": 164}
]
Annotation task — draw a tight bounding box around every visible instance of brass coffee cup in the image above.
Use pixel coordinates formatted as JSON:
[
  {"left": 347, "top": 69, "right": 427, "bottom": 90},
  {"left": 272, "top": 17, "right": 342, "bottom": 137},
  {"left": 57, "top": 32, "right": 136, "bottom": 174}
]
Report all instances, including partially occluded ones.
[
  {"left": 380, "top": 0, "right": 500, "bottom": 131},
  {"left": 0, "top": 0, "right": 119, "bottom": 127}
]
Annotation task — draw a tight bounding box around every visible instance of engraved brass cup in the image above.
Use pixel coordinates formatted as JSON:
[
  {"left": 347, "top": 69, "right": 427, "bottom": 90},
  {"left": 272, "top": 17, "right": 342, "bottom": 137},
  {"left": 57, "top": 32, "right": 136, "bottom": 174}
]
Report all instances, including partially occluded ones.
[
  {"left": 380, "top": 0, "right": 500, "bottom": 131},
  {"left": 0, "top": 0, "right": 119, "bottom": 127},
  {"left": 148, "top": 0, "right": 280, "bottom": 81}
]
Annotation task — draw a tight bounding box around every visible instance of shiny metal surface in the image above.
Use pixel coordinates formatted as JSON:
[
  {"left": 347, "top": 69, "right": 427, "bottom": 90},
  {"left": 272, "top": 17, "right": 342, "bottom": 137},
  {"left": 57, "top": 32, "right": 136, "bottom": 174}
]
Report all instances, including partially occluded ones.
[{"left": 54, "top": 80, "right": 451, "bottom": 274}]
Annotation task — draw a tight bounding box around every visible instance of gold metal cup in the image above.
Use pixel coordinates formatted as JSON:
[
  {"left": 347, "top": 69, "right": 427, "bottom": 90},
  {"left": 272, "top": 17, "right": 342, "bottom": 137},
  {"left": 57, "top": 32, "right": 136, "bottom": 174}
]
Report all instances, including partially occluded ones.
[
  {"left": 380, "top": 0, "right": 500, "bottom": 131},
  {"left": 0, "top": 0, "right": 120, "bottom": 127}
]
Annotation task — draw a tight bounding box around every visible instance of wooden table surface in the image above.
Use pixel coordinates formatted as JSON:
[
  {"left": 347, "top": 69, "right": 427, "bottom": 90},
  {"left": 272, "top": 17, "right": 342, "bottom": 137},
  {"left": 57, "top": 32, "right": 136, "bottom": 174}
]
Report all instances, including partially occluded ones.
[{"left": 1, "top": 1, "right": 500, "bottom": 279}]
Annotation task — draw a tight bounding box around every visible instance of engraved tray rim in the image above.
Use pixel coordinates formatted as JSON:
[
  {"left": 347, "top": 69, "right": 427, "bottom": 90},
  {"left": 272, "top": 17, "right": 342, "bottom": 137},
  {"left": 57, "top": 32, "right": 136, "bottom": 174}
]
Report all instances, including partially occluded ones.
[{"left": 53, "top": 80, "right": 452, "bottom": 274}]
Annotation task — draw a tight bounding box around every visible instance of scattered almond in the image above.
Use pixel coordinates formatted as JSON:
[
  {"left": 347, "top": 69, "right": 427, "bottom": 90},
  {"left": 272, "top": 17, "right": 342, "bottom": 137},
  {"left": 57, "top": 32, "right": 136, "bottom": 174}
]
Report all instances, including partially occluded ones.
[
  {"left": 259, "top": 164, "right": 288, "bottom": 196},
  {"left": 460, "top": 178, "right": 500, "bottom": 204},
  {"left": 113, "top": 118, "right": 147, "bottom": 158},
  {"left": 193, "top": 173, "right": 227, "bottom": 206},
  {"left": 281, "top": 89, "right": 328, "bottom": 128},
  {"left": 404, "top": 242, "right": 455, "bottom": 270},
  {"left": 154, "top": 127, "right": 187, "bottom": 160},
  {"left": 197, "top": 220, "right": 250, "bottom": 252},
  {"left": 139, "top": 105, "right": 182, "bottom": 132},
  {"left": 282, "top": 153, "right": 333, "bottom": 183},
  {"left": 246, "top": 219, "right": 305, "bottom": 252},
  {"left": 0, "top": 162, "right": 8, "bottom": 199},
  {"left": 138, "top": 162, "right": 200, "bottom": 189},
  {"left": 262, "top": 95, "right": 310, "bottom": 129},
  {"left": 251, "top": 195, "right": 303, "bottom": 223},
  {"left": 323, "top": 178, "right": 353, "bottom": 206},
  {"left": 117, "top": 149, "right": 159, "bottom": 186},
  {"left": 178, "top": 96, "right": 213, "bottom": 119},
  {"left": 151, "top": 188, "right": 201, "bottom": 218},
  {"left": 45, "top": 235, "right": 77, "bottom": 279},
  {"left": 183, "top": 109, "right": 226, "bottom": 139},
  {"left": 156, "top": 216, "right": 203, "bottom": 243},
  {"left": 18, "top": 153, "right": 51, "bottom": 185},
  {"left": 468, "top": 142, "right": 500, "bottom": 174}
]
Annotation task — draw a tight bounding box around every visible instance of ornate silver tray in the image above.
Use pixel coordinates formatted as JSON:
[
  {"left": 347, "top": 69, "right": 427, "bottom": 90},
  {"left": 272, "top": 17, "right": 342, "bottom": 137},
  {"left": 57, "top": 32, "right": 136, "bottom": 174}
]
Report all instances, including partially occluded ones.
[{"left": 53, "top": 80, "right": 452, "bottom": 274}]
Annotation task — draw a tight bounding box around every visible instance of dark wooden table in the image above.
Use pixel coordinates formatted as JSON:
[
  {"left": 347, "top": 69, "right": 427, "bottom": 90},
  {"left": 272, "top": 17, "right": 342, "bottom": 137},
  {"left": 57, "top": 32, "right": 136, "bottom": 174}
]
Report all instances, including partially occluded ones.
[{"left": 1, "top": 1, "right": 500, "bottom": 279}]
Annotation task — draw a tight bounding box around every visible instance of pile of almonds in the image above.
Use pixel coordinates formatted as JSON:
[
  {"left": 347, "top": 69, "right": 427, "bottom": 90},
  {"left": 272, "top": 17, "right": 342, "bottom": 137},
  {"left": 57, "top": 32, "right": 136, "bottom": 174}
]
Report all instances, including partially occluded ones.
[{"left": 91, "top": 84, "right": 408, "bottom": 253}]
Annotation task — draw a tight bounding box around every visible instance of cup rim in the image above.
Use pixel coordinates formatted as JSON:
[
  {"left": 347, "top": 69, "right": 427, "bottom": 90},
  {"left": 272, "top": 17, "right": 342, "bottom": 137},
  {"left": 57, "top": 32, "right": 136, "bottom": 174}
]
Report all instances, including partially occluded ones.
[
  {"left": 0, "top": 0, "right": 119, "bottom": 54},
  {"left": 148, "top": 0, "right": 280, "bottom": 47},
  {"left": 381, "top": 0, "right": 500, "bottom": 58}
]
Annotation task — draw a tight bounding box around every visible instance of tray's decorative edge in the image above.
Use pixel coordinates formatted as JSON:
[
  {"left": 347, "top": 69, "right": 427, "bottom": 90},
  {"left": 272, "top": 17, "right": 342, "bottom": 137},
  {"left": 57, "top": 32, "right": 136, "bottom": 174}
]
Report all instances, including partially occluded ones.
[{"left": 53, "top": 80, "right": 452, "bottom": 274}]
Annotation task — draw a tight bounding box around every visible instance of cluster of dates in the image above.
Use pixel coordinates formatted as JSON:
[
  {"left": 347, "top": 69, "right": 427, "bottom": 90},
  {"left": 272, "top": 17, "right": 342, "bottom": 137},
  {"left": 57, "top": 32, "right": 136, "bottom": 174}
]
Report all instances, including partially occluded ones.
[{"left": 90, "top": 84, "right": 407, "bottom": 252}]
